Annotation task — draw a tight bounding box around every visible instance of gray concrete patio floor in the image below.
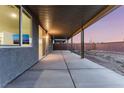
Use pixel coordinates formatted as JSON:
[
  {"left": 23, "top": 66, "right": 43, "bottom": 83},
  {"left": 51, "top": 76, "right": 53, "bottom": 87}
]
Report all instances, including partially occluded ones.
[{"left": 5, "top": 50, "right": 124, "bottom": 88}]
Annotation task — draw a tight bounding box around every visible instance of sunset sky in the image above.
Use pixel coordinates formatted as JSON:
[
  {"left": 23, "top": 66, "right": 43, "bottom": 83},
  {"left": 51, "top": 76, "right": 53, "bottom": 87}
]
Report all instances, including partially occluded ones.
[
  {"left": 73, "top": 32, "right": 81, "bottom": 43},
  {"left": 84, "top": 6, "right": 124, "bottom": 43}
]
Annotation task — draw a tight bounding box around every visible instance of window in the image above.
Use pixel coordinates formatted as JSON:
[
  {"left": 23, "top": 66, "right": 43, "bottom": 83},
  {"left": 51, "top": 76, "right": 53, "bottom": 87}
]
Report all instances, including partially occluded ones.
[
  {"left": 0, "top": 5, "right": 19, "bottom": 46},
  {"left": 0, "top": 5, "right": 32, "bottom": 47},
  {"left": 39, "top": 26, "right": 44, "bottom": 59},
  {"left": 22, "top": 9, "right": 32, "bottom": 46}
]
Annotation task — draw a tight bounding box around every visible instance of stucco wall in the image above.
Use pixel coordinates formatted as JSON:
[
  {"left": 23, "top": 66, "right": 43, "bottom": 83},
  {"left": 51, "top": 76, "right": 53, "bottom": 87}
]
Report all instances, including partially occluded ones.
[{"left": 0, "top": 11, "right": 39, "bottom": 87}]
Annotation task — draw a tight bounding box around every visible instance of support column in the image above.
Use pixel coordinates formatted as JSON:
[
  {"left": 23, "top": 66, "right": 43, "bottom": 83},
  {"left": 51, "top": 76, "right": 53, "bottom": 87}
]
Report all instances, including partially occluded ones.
[
  {"left": 81, "top": 28, "right": 84, "bottom": 58},
  {"left": 71, "top": 37, "right": 73, "bottom": 52}
]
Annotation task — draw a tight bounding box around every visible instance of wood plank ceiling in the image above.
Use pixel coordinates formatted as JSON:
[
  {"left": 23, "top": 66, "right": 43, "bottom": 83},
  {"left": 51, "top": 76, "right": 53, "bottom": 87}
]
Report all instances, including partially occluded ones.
[{"left": 27, "top": 5, "right": 107, "bottom": 39}]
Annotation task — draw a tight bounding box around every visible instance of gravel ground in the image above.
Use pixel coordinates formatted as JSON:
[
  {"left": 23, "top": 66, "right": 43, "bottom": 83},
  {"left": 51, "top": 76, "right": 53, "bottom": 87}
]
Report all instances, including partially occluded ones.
[{"left": 85, "top": 50, "right": 124, "bottom": 76}]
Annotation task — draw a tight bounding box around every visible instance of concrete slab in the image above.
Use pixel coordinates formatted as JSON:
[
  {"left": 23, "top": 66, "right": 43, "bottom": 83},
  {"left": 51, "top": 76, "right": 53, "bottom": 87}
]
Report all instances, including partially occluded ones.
[
  {"left": 66, "top": 58, "right": 105, "bottom": 69},
  {"left": 30, "top": 61, "right": 67, "bottom": 70},
  {"left": 62, "top": 51, "right": 104, "bottom": 69},
  {"left": 6, "top": 70, "right": 74, "bottom": 88},
  {"left": 70, "top": 69, "right": 124, "bottom": 88},
  {"left": 63, "top": 52, "right": 81, "bottom": 61},
  {"left": 30, "top": 52, "right": 67, "bottom": 70},
  {"left": 43, "top": 53, "right": 64, "bottom": 62}
]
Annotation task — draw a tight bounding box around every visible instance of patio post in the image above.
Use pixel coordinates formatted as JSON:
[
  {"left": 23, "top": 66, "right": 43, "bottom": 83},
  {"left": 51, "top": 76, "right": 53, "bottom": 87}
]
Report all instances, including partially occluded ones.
[
  {"left": 71, "top": 37, "right": 73, "bottom": 52},
  {"left": 81, "top": 28, "right": 84, "bottom": 58}
]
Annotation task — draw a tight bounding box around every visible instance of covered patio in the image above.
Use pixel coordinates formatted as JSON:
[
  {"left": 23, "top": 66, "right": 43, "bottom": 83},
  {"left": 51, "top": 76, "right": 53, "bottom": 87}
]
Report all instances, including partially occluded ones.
[{"left": 5, "top": 51, "right": 124, "bottom": 88}]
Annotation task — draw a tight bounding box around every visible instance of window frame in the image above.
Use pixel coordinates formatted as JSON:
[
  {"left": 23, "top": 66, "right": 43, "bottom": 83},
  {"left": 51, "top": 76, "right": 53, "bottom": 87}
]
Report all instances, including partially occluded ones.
[
  {"left": 0, "top": 5, "right": 33, "bottom": 48},
  {"left": 21, "top": 6, "right": 33, "bottom": 47},
  {"left": 0, "top": 5, "right": 20, "bottom": 47}
]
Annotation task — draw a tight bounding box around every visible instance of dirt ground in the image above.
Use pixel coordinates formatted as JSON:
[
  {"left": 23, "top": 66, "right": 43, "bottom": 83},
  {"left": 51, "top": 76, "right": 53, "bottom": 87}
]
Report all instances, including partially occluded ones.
[{"left": 85, "top": 50, "right": 124, "bottom": 76}]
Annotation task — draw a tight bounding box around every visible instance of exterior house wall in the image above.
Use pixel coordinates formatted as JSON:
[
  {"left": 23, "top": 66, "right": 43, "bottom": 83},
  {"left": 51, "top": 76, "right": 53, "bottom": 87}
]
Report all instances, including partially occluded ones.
[{"left": 0, "top": 8, "right": 39, "bottom": 87}]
